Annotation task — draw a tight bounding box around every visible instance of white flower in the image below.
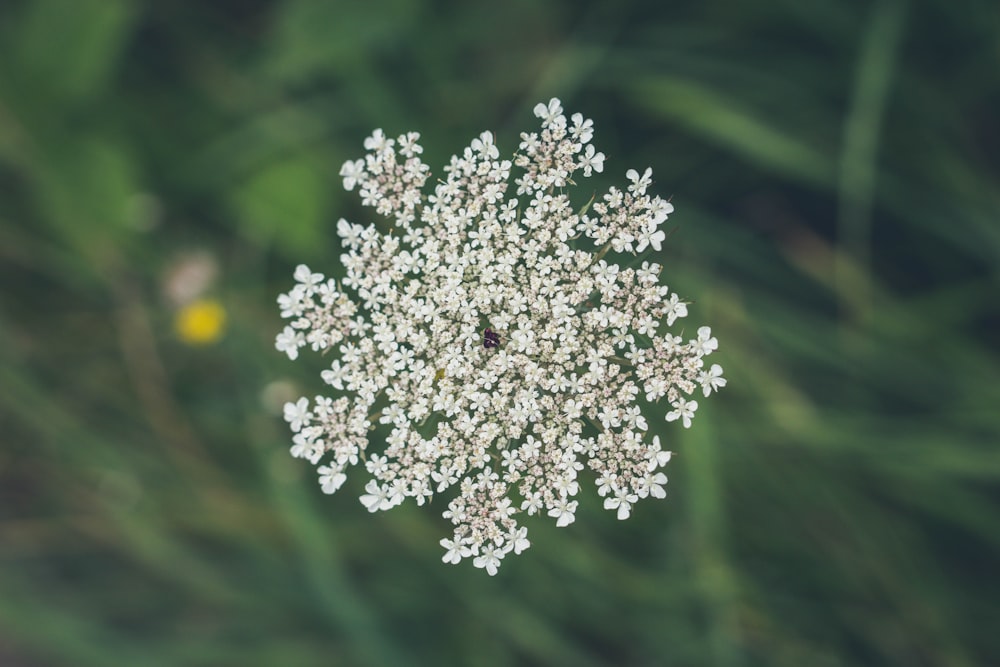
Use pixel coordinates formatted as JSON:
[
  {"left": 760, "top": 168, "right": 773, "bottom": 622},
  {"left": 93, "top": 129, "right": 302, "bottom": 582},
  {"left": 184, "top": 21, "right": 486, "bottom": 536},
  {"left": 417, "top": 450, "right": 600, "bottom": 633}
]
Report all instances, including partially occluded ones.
[
  {"left": 604, "top": 489, "right": 639, "bottom": 520},
  {"left": 521, "top": 493, "right": 543, "bottom": 515},
  {"left": 318, "top": 466, "right": 347, "bottom": 494},
  {"left": 363, "top": 128, "right": 392, "bottom": 152},
  {"left": 399, "top": 131, "right": 423, "bottom": 157},
  {"left": 275, "top": 326, "right": 304, "bottom": 360},
  {"left": 636, "top": 315, "right": 657, "bottom": 336},
  {"left": 508, "top": 526, "right": 530, "bottom": 555},
  {"left": 651, "top": 198, "right": 674, "bottom": 224},
  {"left": 283, "top": 397, "right": 311, "bottom": 432},
  {"left": 699, "top": 363, "right": 727, "bottom": 396},
  {"left": 664, "top": 294, "right": 688, "bottom": 325},
  {"left": 293, "top": 264, "right": 323, "bottom": 289},
  {"left": 648, "top": 435, "right": 673, "bottom": 470},
  {"left": 473, "top": 544, "right": 503, "bottom": 576},
  {"left": 696, "top": 326, "right": 719, "bottom": 355},
  {"left": 634, "top": 221, "right": 666, "bottom": 253},
  {"left": 440, "top": 537, "right": 470, "bottom": 564},
  {"left": 275, "top": 98, "right": 724, "bottom": 574},
  {"left": 547, "top": 499, "right": 578, "bottom": 528},
  {"left": 595, "top": 473, "right": 615, "bottom": 497},
  {"left": 277, "top": 289, "right": 305, "bottom": 318},
  {"left": 340, "top": 159, "right": 365, "bottom": 191},
  {"left": 360, "top": 480, "right": 393, "bottom": 512},
  {"left": 645, "top": 472, "right": 668, "bottom": 499},
  {"left": 470, "top": 131, "right": 500, "bottom": 159},
  {"left": 666, "top": 397, "right": 699, "bottom": 429},
  {"left": 533, "top": 97, "right": 564, "bottom": 127},
  {"left": 579, "top": 144, "right": 604, "bottom": 176},
  {"left": 626, "top": 167, "right": 653, "bottom": 194},
  {"left": 569, "top": 113, "right": 594, "bottom": 143},
  {"left": 337, "top": 218, "right": 365, "bottom": 247}
]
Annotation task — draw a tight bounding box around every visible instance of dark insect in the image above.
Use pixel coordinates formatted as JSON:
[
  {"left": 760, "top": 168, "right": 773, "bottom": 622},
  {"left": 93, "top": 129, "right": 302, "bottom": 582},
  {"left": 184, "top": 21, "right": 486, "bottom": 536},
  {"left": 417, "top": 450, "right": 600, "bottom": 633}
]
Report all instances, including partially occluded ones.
[{"left": 483, "top": 327, "right": 501, "bottom": 349}]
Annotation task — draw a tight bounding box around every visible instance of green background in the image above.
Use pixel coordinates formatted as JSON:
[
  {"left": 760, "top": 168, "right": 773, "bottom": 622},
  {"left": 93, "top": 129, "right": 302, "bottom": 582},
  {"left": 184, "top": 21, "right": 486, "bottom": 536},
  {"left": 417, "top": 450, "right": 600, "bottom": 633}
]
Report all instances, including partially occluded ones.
[{"left": 1, "top": 1, "right": 998, "bottom": 665}]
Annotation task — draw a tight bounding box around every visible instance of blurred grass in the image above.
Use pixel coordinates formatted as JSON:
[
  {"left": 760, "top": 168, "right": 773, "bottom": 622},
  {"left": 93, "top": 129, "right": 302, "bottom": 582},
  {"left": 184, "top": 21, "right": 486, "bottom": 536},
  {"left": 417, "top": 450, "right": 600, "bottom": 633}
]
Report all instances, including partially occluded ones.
[{"left": 1, "top": 0, "right": 999, "bottom": 665}]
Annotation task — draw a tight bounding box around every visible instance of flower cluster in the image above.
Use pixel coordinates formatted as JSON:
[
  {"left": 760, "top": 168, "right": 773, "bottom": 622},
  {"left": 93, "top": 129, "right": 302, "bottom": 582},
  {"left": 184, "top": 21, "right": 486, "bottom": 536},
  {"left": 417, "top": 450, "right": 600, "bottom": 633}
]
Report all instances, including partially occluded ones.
[{"left": 276, "top": 99, "right": 725, "bottom": 574}]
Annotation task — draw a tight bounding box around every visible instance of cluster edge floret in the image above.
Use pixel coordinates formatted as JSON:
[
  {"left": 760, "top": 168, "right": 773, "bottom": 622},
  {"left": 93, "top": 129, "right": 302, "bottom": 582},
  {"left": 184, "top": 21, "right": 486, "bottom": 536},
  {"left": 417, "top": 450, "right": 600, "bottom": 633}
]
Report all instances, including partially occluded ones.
[{"left": 275, "top": 98, "right": 725, "bottom": 575}]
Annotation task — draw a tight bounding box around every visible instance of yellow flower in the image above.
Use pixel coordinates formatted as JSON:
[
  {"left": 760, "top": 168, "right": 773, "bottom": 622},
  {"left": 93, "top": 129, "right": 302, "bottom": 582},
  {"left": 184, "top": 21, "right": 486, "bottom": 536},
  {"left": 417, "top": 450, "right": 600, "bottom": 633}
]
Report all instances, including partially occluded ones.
[{"left": 174, "top": 298, "right": 226, "bottom": 345}]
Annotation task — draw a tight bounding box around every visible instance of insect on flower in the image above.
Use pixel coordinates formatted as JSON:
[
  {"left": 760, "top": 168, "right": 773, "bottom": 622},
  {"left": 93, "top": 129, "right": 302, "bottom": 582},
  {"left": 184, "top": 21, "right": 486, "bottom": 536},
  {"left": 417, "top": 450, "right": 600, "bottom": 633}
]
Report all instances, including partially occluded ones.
[{"left": 483, "top": 327, "right": 501, "bottom": 349}]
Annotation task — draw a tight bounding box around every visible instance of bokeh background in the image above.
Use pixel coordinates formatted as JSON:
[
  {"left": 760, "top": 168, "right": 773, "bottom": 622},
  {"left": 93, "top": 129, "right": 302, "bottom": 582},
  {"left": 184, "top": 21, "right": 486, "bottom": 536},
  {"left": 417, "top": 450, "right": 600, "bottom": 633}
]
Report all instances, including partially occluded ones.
[{"left": 2, "top": 0, "right": 998, "bottom": 665}]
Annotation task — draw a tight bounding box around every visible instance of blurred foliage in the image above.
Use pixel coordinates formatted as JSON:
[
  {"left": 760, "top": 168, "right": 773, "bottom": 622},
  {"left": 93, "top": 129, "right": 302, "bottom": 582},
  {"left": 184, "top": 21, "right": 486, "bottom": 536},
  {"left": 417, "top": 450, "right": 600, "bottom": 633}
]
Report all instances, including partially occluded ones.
[{"left": 1, "top": 0, "right": 999, "bottom": 665}]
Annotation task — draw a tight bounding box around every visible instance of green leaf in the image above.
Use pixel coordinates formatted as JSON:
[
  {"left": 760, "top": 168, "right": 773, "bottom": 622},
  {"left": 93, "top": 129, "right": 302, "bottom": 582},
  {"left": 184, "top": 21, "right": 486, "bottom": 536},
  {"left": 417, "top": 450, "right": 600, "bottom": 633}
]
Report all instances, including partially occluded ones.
[
  {"left": 230, "top": 150, "right": 333, "bottom": 257},
  {"left": 629, "top": 76, "right": 834, "bottom": 186},
  {"left": 14, "top": 0, "right": 136, "bottom": 102},
  {"left": 263, "top": 0, "right": 419, "bottom": 82},
  {"left": 32, "top": 136, "right": 138, "bottom": 254}
]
